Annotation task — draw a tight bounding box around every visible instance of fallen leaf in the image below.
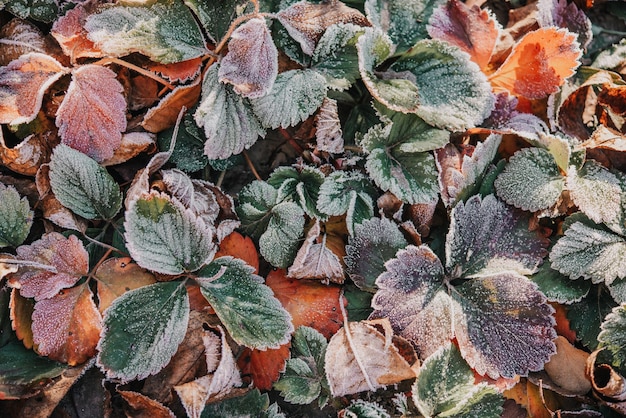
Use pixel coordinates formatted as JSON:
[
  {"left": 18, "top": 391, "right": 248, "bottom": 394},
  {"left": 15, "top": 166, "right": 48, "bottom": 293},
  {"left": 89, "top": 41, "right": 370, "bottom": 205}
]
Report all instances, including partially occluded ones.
[
  {"left": 266, "top": 269, "right": 343, "bottom": 339},
  {"left": 101, "top": 131, "right": 156, "bottom": 166},
  {"left": 9, "top": 288, "right": 35, "bottom": 349},
  {"left": 324, "top": 318, "right": 415, "bottom": 397},
  {"left": 142, "top": 80, "right": 201, "bottom": 133},
  {"left": 237, "top": 344, "right": 290, "bottom": 391},
  {"left": 50, "top": 2, "right": 103, "bottom": 63},
  {"left": 0, "top": 126, "right": 58, "bottom": 177},
  {"left": 94, "top": 257, "right": 157, "bottom": 313},
  {"left": 489, "top": 27, "right": 581, "bottom": 99},
  {"left": 147, "top": 57, "right": 203, "bottom": 83},
  {"left": 315, "top": 97, "right": 344, "bottom": 154},
  {"left": 0, "top": 18, "right": 50, "bottom": 66},
  {"left": 586, "top": 349, "right": 626, "bottom": 401},
  {"left": 56, "top": 64, "right": 127, "bottom": 162},
  {"left": 214, "top": 232, "right": 259, "bottom": 274},
  {"left": 0, "top": 52, "right": 68, "bottom": 125},
  {"left": 35, "top": 164, "right": 88, "bottom": 232},
  {"left": 544, "top": 336, "right": 591, "bottom": 395},
  {"left": 597, "top": 82, "right": 626, "bottom": 116},
  {"left": 118, "top": 390, "right": 176, "bottom": 418},
  {"left": 128, "top": 75, "right": 159, "bottom": 111}
]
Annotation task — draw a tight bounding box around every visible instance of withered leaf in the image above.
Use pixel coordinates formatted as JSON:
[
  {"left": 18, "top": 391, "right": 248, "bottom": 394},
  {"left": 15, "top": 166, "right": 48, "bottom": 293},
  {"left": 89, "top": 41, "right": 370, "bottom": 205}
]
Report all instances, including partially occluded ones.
[
  {"left": 0, "top": 126, "right": 58, "bottom": 177},
  {"left": 142, "top": 80, "right": 201, "bottom": 133},
  {"left": 118, "top": 390, "right": 176, "bottom": 418},
  {"left": 56, "top": 64, "right": 127, "bottom": 162},
  {"left": 0, "top": 18, "right": 50, "bottom": 66},
  {"left": 32, "top": 283, "right": 102, "bottom": 365},
  {"left": 288, "top": 220, "right": 344, "bottom": 284},
  {"left": 315, "top": 97, "right": 344, "bottom": 154},
  {"left": 51, "top": 3, "right": 103, "bottom": 63},
  {"left": 94, "top": 257, "right": 157, "bottom": 313},
  {"left": 238, "top": 344, "right": 290, "bottom": 391}
]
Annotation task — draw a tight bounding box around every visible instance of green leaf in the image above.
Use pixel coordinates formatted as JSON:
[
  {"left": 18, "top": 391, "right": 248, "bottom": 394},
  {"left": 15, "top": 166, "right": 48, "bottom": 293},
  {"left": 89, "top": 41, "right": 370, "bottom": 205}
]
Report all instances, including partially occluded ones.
[
  {"left": 124, "top": 191, "right": 217, "bottom": 275},
  {"left": 183, "top": 0, "right": 247, "bottom": 44},
  {"left": 446, "top": 194, "right": 548, "bottom": 278},
  {"left": 49, "top": 144, "right": 122, "bottom": 220},
  {"left": 390, "top": 39, "right": 494, "bottom": 131},
  {"left": 568, "top": 285, "right": 617, "bottom": 350},
  {"left": 250, "top": 69, "right": 328, "bottom": 129},
  {"left": 317, "top": 171, "right": 378, "bottom": 235},
  {"left": 202, "top": 388, "right": 271, "bottom": 418},
  {"left": 0, "top": 340, "right": 66, "bottom": 385},
  {"left": 357, "top": 27, "right": 421, "bottom": 112},
  {"left": 412, "top": 343, "right": 503, "bottom": 418},
  {"left": 4, "top": 0, "right": 59, "bottom": 22},
  {"left": 312, "top": 23, "right": 364, "bottom": 90},
  {"left": 97, "top": 281, "right": 190, "bottom": 382},
  {"left": 345, "top": 217, "right": 408, "bottom": 292},
  {"left": 344, "top": 283, "right": 374, "bottom": 321},
  {"left": 0, "top": 184, "right": 33, "bottom": 248},
  {"left": 194, "top": 63, "right": 265, "bottom": 160},
  {"left": 157, "top": 107, "right": 209, "bottom": 173},
  {"left": 268, "top": 165, "right": 327, "bottom": 220},
  {"left": 598, "top": 305, "right": 626, "bottom": 369},
  {"left": 84, "top": 0, "right": 206, "bottom": 64},
  {"left": 274, "top": 326, "right": 328, "bottom": 405},
  {"left": 197, "top": 257, "right": 293, "bottom": 350},
  {"left": 259, "top": 201, "right": 305, "bottom": 268},
  {"left": 531, "top": 258, "right": 590, "bottom": 304},
  {"left": 361, "top": 121, "right": 442, "bottom": 204},
  {"left": 567, "top": 161, "right": 622, "bottom": 224},
  {"left": 550, "top": 216, "right": 626, "bottom": 285},
  {"left": 341, "top": 399, "right": 390, "bottom": 418},
  {"left": 494, "top": 147, "right": 565, "bottom": 212},
  {"left": 365, "top": 0, "right": 444, "bottom": 53},
  {"left": 237, "top": 180, "right": 279, "bottom": 239}
]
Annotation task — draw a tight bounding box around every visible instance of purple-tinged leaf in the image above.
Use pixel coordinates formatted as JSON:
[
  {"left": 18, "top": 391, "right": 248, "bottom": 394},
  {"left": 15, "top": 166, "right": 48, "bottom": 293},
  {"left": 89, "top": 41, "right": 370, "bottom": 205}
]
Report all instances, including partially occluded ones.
[
  {"left": 537, "top": 0, "right": 592, "bottom": 49},
  {"left": 483, "top": 93, "right": 549, "bottom": 142}
]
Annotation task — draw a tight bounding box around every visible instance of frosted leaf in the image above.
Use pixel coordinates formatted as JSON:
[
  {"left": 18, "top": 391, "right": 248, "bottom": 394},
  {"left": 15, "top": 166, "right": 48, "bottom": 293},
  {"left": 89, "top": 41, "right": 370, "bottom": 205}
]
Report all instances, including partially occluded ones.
[
  {"left": 534, "top": 132, "right": 572, "bottom": 172},
  {"left": 592, "top": 38, "right": 626, "bottom": 70},
  {"left": 494, "top": 147, "right": 565, "bottom": 212},
  {"left": 427, "top": 0, "right": 500, "bottom": 71},
  {"left": 288, "top": 220, "right": 344, "bottom": 284},
  {"left": 97, "top": 281, "right": 189, "bottom": 383},
  {"left": 250, "top": 69, "right": 328, "bottom": 130},
  {"left": 49, "top": 144, "right": 122, "bottom": 220},
  {"left": 370, "top": 245, "right": 452, "bottom": 359},
  {"left": 259, "top": 202, "right": 305, "bottom": 268},
  {"left": 436, "top": 134, "right": 501, "bottom": 208},
  {"left": 530, "top": 258, "right": 590, "bottom": 304},
  {"left": 11, "top": 233, "right": 88, "bottom": 301},
  {"left": 0, "top": 18, "right": 49, "bottom": 65},
  {"left": 0, "top": 52, "right": 68, "bottom": 125},
  {"left": 195, "top": 64, "right": 265, "bottom": 160},
  {"left": 0, "top": 184, "right": 33, "bottom": 248},
  {"left": 32, "top": 283, "right": 101, "bottom": 365},
  {"left": 268, "top": 165, "right": 327, "bottom": 220},
  {"left": 316, "top": 170, "right": 378, "bottom": 235},
  {"left": 550, "top": 218, "right": 626, "bottom": 285},
  {"left": 124, "top": 191, "right": 217, "bottom": 275},
  {"left": 161, "top": 169, "right": 220, "bottom": 226},
  {"left": 345, "top": 217, "right": 407, "bottom": 293},
  {"left": 84, "top": 0, "right": 206, "bottom": 64},
  {"left": 412, "top": 342, "right": 503, "bottom": 418},
  {"left": 324, "top": 318, "right": 415, "bottom": 397},
  {"left": 197, "top": 257, "right": 293, "bottom": 350},
  {"left": 453, "top": 273, "right": 556, "bottom": 379},
  {"left": 365, "top": 0, "right": 444, "bottom": 52},
  {"left": 483, "top": 94, "right": 549, "bottom": 143},
  {"left": 598, "top": 305, "right": 626, "bottom": 369},
  {"left": 277, "top": 0, "right": 369, "bottom": 56},
  {"left": 51, "top": 2, "right": 104, "bottom": 63},
  {"left": 341, "top": 400, "right": 390, "bottom": 417},
  {"left": 237, "top": 180, "right": 278, "bottom": 240},
  {"left": 3, "top": 0, "right": 59, "bottom": 22},
  {"left": 312, "top": 23, "right": 364, "bottom": 91},
  {"left": 604, "top": 171, "right": 626, "bottom": 237},
  {"left": 537, "top": 0, "right": 592, "bottom": 49},
  {"left": 567, "top": 161, "right": 621, "bottom": 224},
  {"left": 391, "top": 39, "right": 495, "bottom": 131},
  {"left": 357, "top": 27, "right": 420, "bottom": 113},
  {"left": 274, "top": 326, "right": 328, "bottom": 406},
  {"left": 315, "top": 98, "right": 344, "bottom": 153},
  {"left": 446, "top": 194, "right": 549, "bottom": 278},
  {"left": 94, "top": 257, "right": 157, "bottom": 313},
  {"left": 182, "top": 0, "right": 246, "bottom": 44},
  {"left": 56, "top": 65, "right": 127, "bottom": 162},
  {"left": 218, "top": 18, "right": 278, "bottom": 98}
]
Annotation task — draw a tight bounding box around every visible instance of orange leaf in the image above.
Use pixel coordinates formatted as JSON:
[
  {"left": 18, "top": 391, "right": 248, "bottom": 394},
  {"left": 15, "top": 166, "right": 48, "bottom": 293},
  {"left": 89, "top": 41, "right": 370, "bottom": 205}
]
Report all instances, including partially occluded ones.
[
  {"left": 489, "top": 28, "right": 581, "bottom": 99},
  {"left": 0, "top": 52, "right": 68, "bottom": 125},
  {"left": 266, "top": 269, "right": 344, "bottom": 339},
  {"left": 32, "top": 283, "right": 102, "bottom": 365},
  {"left": 0, "top": 121, "right": 57, "bottom": 177},
  {"left": 9, "top": 288, "right": 35, "bottom": 349},
  {"left": 94, "top": 257, "right": 157, "bottom": 313},
  {"left": 56, "top": 64, "right": 127, "bottom": 162},
  {"left": 214, "top": 232, "right": 259, "bottom": 275},
  {"left": 51, "top": 2, "right": 103, "bottom": 63},
  {"left": 118, "top": 390, "right": 175, "bottom": 418},
  {"left": 142, "top": 80, "right": 201, "bottom": 133},
  {"left": 148, "top": 57, "right": 203, "bottom": 83},
  {"left": 551, "top": 302, "right": 577, "bottom": 343},
  {"left": 101, "top": 132, "right": 156, "bottom": 167},
  {"left": 237, "top": 343, "right": 290, "bottom": 391}
]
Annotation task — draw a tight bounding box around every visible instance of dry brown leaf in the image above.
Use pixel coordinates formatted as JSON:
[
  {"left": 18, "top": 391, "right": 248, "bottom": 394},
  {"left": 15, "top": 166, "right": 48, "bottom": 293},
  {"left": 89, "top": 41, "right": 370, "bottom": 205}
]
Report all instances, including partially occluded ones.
[
  {"left": 118, "top": 390, "right": 176, "bottom": 418},
  {"left": 142, "top": 80, "right": 201, "bottom": 133},
  {"left": 9, "top": 288, "right": 35, "bottom": 349},
  {"left": 94, "top": 257, "right": 157, "bottom": 313},
  {"left": 583, "top": 125, "right": 626, "bottom": 152},
  {"left": 128, "top": 75, "right": 160, "bottom": 111},
  {"left": 315, "top": 97, "right": 343, "bottom": 154},
  {"left": 35, "top": 164, "right": 88, "bottom": 232},
  {"left": 0, "top": 18, "right": 49, "bottom": 66},
  {"left": 543, "top": 336, "right": 591, "bottom": 395},
  {"left": 101, "top": 131, "right": 156, "bottom": 167},
  {"left": 147, "top": 57, "right": 203, "bottom": 83},
  {"left": 586, "top": 349, "right": 626, "bottom": 401},
  {"left": 237, "top": 344, "right": 290, "bottom": 391},
  {"left": 0, "top": 253, "right": 19, "bottom": 280},
  {"left": 0, "top": 118, "right": 58, "bottom": 177},
  {"left": 324, "top": 317, "right": 415, "bottom": 397}
]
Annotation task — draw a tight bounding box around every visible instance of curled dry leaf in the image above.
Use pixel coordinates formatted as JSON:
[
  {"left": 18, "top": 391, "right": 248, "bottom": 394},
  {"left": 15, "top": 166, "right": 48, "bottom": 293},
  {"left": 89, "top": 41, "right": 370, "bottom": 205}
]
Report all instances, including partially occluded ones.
[
  {"left": 0, "top": 52, "right": 68, "bottom": 125},
  {"left": 325, "top": 317, "right": 415, "bottom": 397},
  {"left": 118, "top": 390, "right": 176, "bottom": 418},
  {"left": 142, "top": 79, "right": 201, "bottom": 133},
  {"left": 315, "top": 97, "right": 344, "bottom": 154},
  {"left": 101, "top": 131, "right": 156, "bottom": 167},
  {"left": 0, "top": 123, "right": 58, "bottom": 177},
  {"left": 583, "top": 125, "right": 626, "bottom": 152},
  {"left": 147, "top": 57, "right": 203, "bottom": 83},
  {"left": 586, "top": 349, "right": 626, "bottom": 401},
  {"left": 56, "top": 64, "right": 127, "bottom": 162},
  {"left": 543, "top": 336, "right": 591, "bottom": 395}
]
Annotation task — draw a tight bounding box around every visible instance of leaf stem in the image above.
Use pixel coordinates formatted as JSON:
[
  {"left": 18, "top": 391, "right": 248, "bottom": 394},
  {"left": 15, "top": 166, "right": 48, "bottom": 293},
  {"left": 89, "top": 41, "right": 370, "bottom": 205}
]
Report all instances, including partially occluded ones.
[
  {"left": 214, "top": 11, "right": 275, "bottom": 55},
  {"left": 93, "top": 57, "right": 175, "bottom": 90},
  {"left": 243, "top": 150, "right": 262, "bottom": 181},
  {"left": 82, "top": 231, "right": 124, "bottom": 255}
]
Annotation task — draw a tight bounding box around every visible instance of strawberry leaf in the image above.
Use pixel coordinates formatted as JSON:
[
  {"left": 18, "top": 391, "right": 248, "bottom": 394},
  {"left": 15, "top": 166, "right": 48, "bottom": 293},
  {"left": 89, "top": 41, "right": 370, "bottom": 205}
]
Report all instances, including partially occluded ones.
[
  {"left": 250, "top": 69, "right": 328, "bottom": 130},
  {"left": 567, "top": 161, "right": 621, "bottom": 224},
  {"left": 183, "top": 0, "right": 247, "bottom": 44},
  {"left": 598, "top": 305, "right": 626, "bottom": 370},
  {"left": 0, "top": 340, "right": 66, "bottom": 387},
  {"left": 312, "top": 23, "right": 364, "bottom": 91},
  {"left": 56, "top": 65, "right": 127, "bottom": 162},
  {"left": 345, "top": 217, "right": 408, "bottom": 293},
  {"left": 84, "top": 0, "right": 206, "bottom": 64},
  {"left": 3, "top": 0, "right": 59, "bottom": 22},
  {"left": 218, "top": 18, "right": 278, "bottom": 99},
  {"left": 0, "top": 52, "right": 68, "bottom": 125},
  {"left": 197, "top": 257, "right": 293, "bottom": 350},
  {"left": 49, "top": 144, "right": 122, "bottom": 220},
  {"left": 0, "top": 184, "right": 33, "bottom": 248},
  {"left": 124, "top": 191, "right": 217, "bottom": 275},
  {"left": 268, "top": 165, "right": 327, "bottom": 220},
  {"left": 494, "top": 147, "right": 565, "bottom": 212},
  {"left": 195, "top": 63, "right": 265, "bottom": 160},
  {"left": 531, "top": 258, "right": 590, "bottom": 304},
  {"left": 412, "top": 342, "right": 503, "bottom": 418},
  {"left": 97, "top": 280, "right": 189, "bottom": 382}
]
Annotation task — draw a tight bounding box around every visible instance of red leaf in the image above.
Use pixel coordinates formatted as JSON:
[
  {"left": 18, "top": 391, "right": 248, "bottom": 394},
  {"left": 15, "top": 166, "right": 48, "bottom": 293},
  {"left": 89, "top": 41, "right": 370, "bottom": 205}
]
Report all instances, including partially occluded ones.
[
  {"left": 9, "top": 233, "right": 88, "bottom": 301},
  {"left": 427, "top": 0, "right": 500, "bottom": 71},
  {"left": 214, "top": 232, "right": 259, "bottom": 274},
  {"left": 237, "top": 343, "right": 290, "bottom": 390},
  {"left": 51, "top": 2, "right": 103, "bottom": 63},
  {"left": 266, "top": 269, "right": 344, "bottom": 339},
  {"left": 489, "top": 28, "right": 581, "bottom": 99},
  {"left": 0, "top": 52, "right": 68, "bottom": 125},
  {"left": 56, "top": 64, "right": 127, "bottom": 162},
  {"left": 32, "top": 283, "right": 102, "bottom": 365},
  {"left": 148, "top": 57, "right": 203, "bottom": 83},
  {"left": 142, "top": 80, "right": 201, "bottom": 133}
]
